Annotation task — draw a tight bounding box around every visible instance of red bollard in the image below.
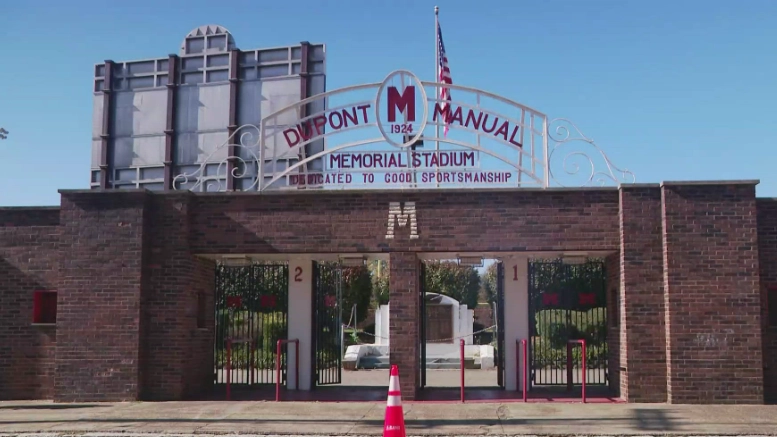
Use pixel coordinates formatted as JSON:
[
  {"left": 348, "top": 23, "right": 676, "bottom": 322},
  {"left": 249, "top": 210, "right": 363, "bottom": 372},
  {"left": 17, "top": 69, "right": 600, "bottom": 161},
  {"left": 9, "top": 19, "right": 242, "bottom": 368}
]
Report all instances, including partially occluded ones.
[
  {"left": 460, "top": 338, "right": 465, "bottom": 403},
  {"left": 226, "top": 338, "right": 232, "bottom": 401}
]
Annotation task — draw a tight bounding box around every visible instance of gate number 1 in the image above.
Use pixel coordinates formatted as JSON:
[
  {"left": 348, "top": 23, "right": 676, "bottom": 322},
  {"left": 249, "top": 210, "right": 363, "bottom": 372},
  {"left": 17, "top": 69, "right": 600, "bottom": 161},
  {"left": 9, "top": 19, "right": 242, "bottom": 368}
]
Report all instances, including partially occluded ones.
[{"left": 513, "top": 265, "right": 518, "bottom": 281}]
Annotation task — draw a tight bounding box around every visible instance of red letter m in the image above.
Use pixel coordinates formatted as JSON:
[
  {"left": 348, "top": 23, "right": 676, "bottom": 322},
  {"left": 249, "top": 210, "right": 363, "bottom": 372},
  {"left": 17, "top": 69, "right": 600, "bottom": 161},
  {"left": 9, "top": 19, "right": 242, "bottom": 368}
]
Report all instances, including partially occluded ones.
[{"left": 387, "top": 86, "right": 416, "bottom": 122}]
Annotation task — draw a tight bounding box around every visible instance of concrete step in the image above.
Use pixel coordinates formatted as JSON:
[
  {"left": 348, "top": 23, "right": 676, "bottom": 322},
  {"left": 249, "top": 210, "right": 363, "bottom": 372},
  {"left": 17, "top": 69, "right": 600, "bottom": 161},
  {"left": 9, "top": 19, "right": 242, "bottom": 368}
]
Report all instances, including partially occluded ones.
[{"left": 357, "top": 356, "right": 477, "bottom": 370}]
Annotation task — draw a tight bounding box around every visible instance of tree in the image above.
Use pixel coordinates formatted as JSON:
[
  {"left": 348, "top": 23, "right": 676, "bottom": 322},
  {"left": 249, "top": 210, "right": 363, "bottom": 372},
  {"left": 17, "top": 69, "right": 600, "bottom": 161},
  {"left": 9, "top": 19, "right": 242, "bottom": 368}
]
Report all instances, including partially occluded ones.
[
  {"left": 368, "top": 260, "right": 389, "bottom": 307},
  {"left": 481, "top": 262, "right": 498, "bottom": 305},
  {"left": 341, "top": 265, "right": 373, "bottom": 325},
  {"left": 424, "top": 261, "right": 481, "bottom": 308}
]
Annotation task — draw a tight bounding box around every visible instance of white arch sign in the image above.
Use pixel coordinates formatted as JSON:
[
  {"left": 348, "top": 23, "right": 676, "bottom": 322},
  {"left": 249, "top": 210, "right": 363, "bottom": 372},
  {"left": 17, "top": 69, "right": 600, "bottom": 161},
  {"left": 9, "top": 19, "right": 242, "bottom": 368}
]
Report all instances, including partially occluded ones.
[{"left": 174, "top": 70, "right": 635, "bottom": 192}]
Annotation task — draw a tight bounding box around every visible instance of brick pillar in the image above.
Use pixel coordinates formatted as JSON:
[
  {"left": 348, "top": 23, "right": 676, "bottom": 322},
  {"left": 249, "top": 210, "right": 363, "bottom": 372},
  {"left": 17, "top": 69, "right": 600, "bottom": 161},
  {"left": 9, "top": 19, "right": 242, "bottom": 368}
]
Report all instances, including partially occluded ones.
[
  {"left": 604, "top": 253, "right": 621, "bottom": 397},
  {"left": 55, "top": 190, "right": 149, "bottom": 402},
  {"left": 757, "top": 199, "right": 777, "bottom": 402},
  {"left": 661, "top": 181, "right": 763, "bottom": 404},
  {"left": 144, "top": 193, "right": 216, "bottom": 400},
  {"left": 618, "top": 185, "right": 667, "bottom": 402},
  {"left": 389, "top": 252, "right": 419, "bottom": 400}
]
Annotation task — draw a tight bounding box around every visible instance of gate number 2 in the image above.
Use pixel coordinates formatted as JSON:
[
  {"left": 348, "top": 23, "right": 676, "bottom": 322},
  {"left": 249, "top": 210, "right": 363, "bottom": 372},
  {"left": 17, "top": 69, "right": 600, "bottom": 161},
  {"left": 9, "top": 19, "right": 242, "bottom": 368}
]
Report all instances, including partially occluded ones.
[{"left": 294, "top": 266, "right": 303, "bottom": 282}]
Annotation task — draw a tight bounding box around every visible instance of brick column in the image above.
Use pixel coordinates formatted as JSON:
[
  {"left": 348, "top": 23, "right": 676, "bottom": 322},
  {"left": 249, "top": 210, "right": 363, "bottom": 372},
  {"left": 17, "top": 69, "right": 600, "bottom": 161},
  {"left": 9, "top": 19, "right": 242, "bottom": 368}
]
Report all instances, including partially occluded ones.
[
  {"left": 144, "top": 193, "right": 215, "bottom": 400},
  {"left": 55, "top": 190, "right": 149, "bottom": 402},
  {"left": 661, "top": 181, "right": 763, "bottom": 404},
  {"left": 618, "top": 185, "right": 667, "bottom": 402},
  {"left": 757, "top": 199, "right": 777, "bottom": 402},
  {"left": 389, "top": 252, "right": 420, "bottom": 400}
]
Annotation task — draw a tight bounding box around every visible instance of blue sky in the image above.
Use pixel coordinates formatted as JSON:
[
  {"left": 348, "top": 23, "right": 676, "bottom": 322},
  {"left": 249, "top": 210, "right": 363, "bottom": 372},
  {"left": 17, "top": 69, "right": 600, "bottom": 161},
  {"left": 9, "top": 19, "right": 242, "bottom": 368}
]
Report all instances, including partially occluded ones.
[{"left": 1, "top": 0, "right": 776, "bottom": 206}]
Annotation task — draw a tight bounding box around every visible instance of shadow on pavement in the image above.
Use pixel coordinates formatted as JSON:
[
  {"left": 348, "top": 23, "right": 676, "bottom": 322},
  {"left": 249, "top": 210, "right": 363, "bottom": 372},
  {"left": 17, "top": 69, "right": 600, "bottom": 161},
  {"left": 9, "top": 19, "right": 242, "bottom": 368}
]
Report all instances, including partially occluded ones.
[{"left": 633, "top": 408, "right": 679, "bottom": 431}]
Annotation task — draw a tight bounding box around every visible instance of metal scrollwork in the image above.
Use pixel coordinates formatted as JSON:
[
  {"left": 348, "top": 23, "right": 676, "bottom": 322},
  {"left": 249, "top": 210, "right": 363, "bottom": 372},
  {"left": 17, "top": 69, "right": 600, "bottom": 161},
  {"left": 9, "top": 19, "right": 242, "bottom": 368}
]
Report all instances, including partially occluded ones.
[
  {"left": 547, "top": 118, "right": 636, "bottom": 187},
  {"left": 173, "top": 124, "right": 262, "bottom": 192}
]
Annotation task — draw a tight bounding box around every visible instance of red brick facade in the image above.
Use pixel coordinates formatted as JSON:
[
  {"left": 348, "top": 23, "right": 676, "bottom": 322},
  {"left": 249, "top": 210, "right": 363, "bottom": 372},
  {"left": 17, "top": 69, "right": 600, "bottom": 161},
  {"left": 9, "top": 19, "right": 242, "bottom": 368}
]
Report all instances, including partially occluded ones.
[
  {"left": 0, "top": 182, "right": 775, "bottom": 403},
  {"left": 757, "top": 198, "right": 777, "bottom": 403}
]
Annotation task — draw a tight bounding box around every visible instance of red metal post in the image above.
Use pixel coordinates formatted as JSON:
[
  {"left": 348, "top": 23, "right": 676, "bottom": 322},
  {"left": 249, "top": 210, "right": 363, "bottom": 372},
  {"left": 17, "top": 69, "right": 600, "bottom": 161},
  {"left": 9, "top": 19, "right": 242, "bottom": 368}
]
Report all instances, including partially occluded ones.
[
  {"left": 581, "top": 339, "right": 587, "bottom": 403},
  {"left": 226, "top": 338, "right": 232, "bottom": 401},
  {"left": 460, "top": 338, "right": 465, "bottom": 403},
  {"left": 275, "top": 339, "right": 282, "bottom": 402},
  {"left": 522, "top": 339, "right": 528, "bottom": 402}
]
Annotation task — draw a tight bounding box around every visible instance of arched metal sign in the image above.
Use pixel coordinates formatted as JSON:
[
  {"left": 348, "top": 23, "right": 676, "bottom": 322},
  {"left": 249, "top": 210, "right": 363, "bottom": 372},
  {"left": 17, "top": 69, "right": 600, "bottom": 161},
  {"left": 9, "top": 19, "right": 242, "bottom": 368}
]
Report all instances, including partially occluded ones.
[{"left": 174, "top": 70, "right": 635, "bottom": 192}]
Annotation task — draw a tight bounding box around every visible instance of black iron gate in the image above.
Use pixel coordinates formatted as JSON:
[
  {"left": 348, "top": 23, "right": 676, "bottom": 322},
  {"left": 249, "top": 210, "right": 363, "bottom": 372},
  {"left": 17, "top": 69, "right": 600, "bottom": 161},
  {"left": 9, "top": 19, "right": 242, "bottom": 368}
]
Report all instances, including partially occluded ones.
[
  {"left": 528, "top": 259, "right": 607, "bottom": 386},
  {"left": 495, "top": 261, "right": 506, "bottom": 388},
  {"left": 312, "top": 261, "right": 343, "bottom": 385},
  {"left": 214, "top": 262, "right": 289, "bottom": 386},
  {"left": 419, "top": 261, "right": 427, "bottom": 388}
]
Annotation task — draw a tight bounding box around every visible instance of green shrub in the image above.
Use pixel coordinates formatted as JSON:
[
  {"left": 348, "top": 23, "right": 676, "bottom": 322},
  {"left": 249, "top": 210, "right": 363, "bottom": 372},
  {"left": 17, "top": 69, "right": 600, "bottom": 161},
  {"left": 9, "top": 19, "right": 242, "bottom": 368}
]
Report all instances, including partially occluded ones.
[
  {"left": 530, "top": 336, "right": 610, "bottom": 369},
  {"left": 534, "top": 308, "right": 607, "bottom": 347},
  {"left": 214, "top": 310, "right": 289, "bottom": 369}
]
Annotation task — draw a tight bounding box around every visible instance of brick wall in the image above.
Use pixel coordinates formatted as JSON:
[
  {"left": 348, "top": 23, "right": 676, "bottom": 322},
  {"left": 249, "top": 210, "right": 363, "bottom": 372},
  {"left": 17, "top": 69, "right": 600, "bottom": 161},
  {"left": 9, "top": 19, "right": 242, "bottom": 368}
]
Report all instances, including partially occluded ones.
[
  {"left": 757, "top": 199, "right": 777, "bottom": 402},
  {"left": 619, "top": 185, "right": 667, "bottom": 402},
  {"left": 661, "top": 182, "right": 763, "bottom": 404},
  {"left": 0, "top": 208, "right": 60, "bottom": 400},
  {"left": 55, "top": 191, "right": 149, "bottom": 402},
  {"left": 3, "top": 183, "right": 773, "bottom": 403},
  {"left": 389, "top": 252, "right": 420, "bottom": 399},
  {"left": 142, "top": 194, "right": 217, "bottom": 400},
  {"left": 186, "top": 257, "right": 216, "bottom": 398},
  {"left": 188, "top": 189, "right": 621, "bottom": 254},
  {"left": 604, "top": 253, "right": 620, "bottom": 398}
]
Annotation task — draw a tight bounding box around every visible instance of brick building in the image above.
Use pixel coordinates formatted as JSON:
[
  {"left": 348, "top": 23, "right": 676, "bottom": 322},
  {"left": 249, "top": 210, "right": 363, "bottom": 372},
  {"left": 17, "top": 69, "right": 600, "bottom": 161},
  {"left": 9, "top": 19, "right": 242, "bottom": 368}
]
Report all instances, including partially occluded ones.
[
  {"left": 1, "top": 27, "right": 775, "bottom": 404},
  {"left": 1, "top": 184, "right": 775, "bottom": 403}
]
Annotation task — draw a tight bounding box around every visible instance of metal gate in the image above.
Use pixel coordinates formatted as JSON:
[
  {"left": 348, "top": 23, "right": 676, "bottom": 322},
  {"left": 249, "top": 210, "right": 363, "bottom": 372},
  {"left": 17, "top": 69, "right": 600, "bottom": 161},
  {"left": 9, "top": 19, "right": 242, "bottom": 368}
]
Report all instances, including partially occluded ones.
[
  {"left": 419, "top": 261, "right": 427, "bottom": 388},
  {"left": 528, "top": 259, "right": 608, "bottom": 386},
  {"left": 214, "top": 262, "right": 289, "bottom": 386},
  {"left": 312, "top": 261, "right": 343, "bottom": 385},
  {"left": 495, "top": 261, "right": 506, "bottom": 388}
]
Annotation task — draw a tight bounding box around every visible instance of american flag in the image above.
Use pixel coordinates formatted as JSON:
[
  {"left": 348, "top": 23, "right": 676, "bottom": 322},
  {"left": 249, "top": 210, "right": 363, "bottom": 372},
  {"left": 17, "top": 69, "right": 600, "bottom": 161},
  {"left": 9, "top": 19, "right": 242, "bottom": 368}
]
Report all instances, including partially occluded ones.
[{"left": 437, "top": 22, "right": 453, "bottom": 136}]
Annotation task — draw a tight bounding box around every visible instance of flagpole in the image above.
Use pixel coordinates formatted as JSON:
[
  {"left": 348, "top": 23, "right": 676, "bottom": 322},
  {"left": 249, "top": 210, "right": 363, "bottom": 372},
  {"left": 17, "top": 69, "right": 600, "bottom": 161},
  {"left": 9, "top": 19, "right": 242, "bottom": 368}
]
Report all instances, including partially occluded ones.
[{"left": 434, "top": 6, "right": 440, "bottom": 188}]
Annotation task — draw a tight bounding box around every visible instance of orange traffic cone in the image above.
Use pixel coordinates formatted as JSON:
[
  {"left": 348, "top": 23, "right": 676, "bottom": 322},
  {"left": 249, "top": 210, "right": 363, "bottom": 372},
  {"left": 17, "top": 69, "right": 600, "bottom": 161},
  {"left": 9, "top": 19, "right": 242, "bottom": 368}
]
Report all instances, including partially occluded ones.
[{"left": 383, "top": 365, "right": 406, "bottom": 437}]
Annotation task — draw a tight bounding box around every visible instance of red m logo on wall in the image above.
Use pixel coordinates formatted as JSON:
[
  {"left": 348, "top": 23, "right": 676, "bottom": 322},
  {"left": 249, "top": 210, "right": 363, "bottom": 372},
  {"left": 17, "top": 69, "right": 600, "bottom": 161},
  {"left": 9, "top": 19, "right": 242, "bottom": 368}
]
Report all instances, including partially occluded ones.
[{"left": 387, "top": 86, "right": 416, "bottom": 122}]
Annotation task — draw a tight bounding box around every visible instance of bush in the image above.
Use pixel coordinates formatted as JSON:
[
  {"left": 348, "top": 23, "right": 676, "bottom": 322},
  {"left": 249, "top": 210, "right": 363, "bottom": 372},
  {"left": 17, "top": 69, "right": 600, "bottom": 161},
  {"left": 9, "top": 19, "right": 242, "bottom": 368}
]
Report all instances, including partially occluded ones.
[
  {"left": 535, "top": 308, "right": 607, "bottom": 347},
  {"left": 531, "top": 308, "right": 609, "bottom": 369},
  {"left": 530, "top": 336, "right": 609, "bottom": 369},
  {"left": 215, "top": 311, "right": 288, "bottom": 369}
]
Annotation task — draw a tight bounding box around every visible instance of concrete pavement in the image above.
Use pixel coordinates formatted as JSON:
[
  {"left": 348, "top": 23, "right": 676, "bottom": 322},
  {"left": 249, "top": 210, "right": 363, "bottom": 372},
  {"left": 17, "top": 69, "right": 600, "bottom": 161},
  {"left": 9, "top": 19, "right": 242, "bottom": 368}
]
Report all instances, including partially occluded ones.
[{"left": 0, "top": 400, "right": 776, "bottom": 435}]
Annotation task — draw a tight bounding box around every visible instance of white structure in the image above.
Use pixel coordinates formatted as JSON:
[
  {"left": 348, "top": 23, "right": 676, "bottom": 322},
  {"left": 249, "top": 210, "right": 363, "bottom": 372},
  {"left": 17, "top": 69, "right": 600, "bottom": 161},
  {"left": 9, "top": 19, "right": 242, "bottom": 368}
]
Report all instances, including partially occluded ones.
[
  {"left": 374, "top": 293, "right": 474, "bottom": 345},
  {"left": 345, "top": 292, "right": 496, "bottom": 370}
]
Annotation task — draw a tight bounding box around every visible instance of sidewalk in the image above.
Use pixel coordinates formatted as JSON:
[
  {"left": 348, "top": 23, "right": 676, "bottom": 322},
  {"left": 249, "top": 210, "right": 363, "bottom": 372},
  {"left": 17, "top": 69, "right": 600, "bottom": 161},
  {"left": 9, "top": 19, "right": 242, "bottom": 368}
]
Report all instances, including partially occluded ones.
[{"left": 1, "top": 400, "right": 776, "bottom": 435}]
